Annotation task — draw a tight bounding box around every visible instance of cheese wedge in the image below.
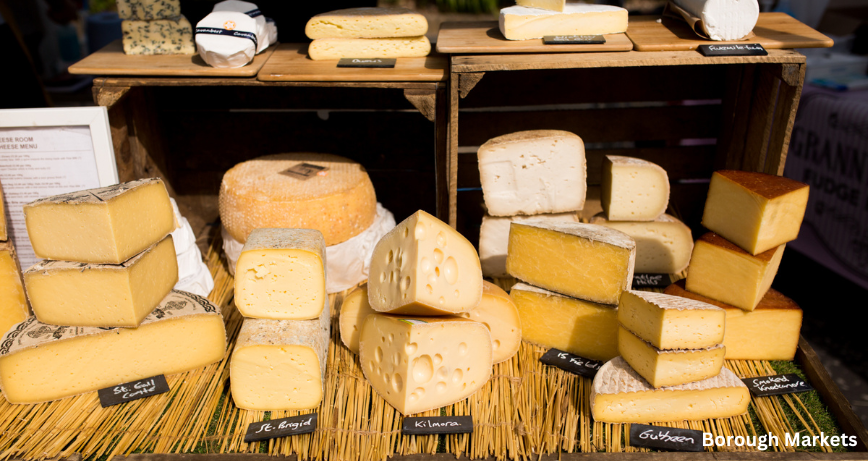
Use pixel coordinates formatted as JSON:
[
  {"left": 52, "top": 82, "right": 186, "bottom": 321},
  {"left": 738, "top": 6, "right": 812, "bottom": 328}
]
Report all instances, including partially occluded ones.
[
  {"left": 601, "top": 156, "right": 670, "bottom": 221},
  {"left": 458, "top": 281, "right": 521, "bottom": 364},
  {"left": 515, "top": 0, "right": 564, "bottom": 12},
  {"left": 499, "top": 4, "right": 628, "bottom": 41},
  {"left": 479, "top": 212, "right": 578, "bottom": 277},
  {"left": 618, "top": 290, "right": 725, "bottom": 350},
  {"left": 0, "top": 181, "right": 7, "bottom": 241},
  {"left": 339, "top": 286, "right": 376, "bottom": 354},
  {"left": 305, "top": 7, "right": 428, "bottom": 39},
  {"left": 0, "top": 246, "right": 28, "bottom": 336},
  {"left": 619, "top": 326, "right": 725, "bottom": 388},
  {"left": 590, "top": 213, "right": 693, "bottom": 274},
  {"left": 308, "top": 36, "right": 431, "bottom": 61}
]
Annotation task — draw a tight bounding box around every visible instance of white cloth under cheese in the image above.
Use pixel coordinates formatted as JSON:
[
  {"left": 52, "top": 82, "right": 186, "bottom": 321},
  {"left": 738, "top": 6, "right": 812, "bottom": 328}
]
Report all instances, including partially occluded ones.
[
  {"left": 213, "top": 0, "right": 268, "bottom": 53},
  {"left": 266, "top": 17, "right": 277, "bottom": 45},
  {"left": 673, "top": 0, "right": 759, "bottom": 41},
  {"left": 499, "top": 4, "right": 628, "bottom": 41},
  {"left": 169, "top": 199, "right": 214, "bottom": 298},
  {"left": 195, "top": 11, "right": 257, "bottom": 68}
]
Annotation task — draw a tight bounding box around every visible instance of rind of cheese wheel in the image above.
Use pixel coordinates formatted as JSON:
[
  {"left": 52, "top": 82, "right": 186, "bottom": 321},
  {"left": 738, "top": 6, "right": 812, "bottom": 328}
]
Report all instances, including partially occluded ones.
[
  {"left": 618, "top": 326, "right": 725, "bottom": 389},
  {"left": 515, "top": 0, "right": 565, "bottom": 12},
  {"left": 673, "top": 0, "right": 759, "bottom": 41},
  {"left": 219, "top": 153, "right": 376, "bottom": 246},
  {"left": 590, "top": 213, "right": 693, "bottom": 274},
  {"left": 591, "top": 357, "right": 750, "bottom": 423},
  {"left": 499, "top": 4, "right": 628, "bottom": 41},
  {"left": 618, "top": 289, "right": 725, "bottom": 350},
  {"left": 601, "top": 156, "right": 670, "bottom": 222},
  {"left": 308, "top": 36, "right": 431, "bottom": 61},
  {"left": 339, "top": 286, "right": 376, "bottom": 354},
  {"left": 0, "top": 245, "right": 29, "bottom": 336},
  {"left": 305, "top": 7, "right": 428, "bottom": 39},
  {"left": 458, "top": 281, "right": 521, "bottom": 364}
]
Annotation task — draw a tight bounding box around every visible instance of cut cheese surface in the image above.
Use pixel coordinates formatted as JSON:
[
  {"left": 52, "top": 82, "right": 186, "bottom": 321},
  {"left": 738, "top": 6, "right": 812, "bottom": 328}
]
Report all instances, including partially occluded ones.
[
  {"left": 359, "top": 314, "right": 492, "bottom": 415},
  {"left": 685, "top": 232, "right": 785, "bottom": 311},
  {"left": 618, "top": 290, "right": 724, "bottom": 350},
  {"left": 506, "top": 221, "right": 635, "bottom": 305},
  {"left": 619, "top": 326, "right": 725, "bottom": 388},
  {"left": 305, "top": 7, "right": 428, "bottom": 39},
  {"left": 122, "top": 16, "right": 195, "bottom": 55},
  {"left": 702, "top": 170, "right": 809, "bottom": 255},
  {"left": 601, "top": 156, "right": 670, "bottom": 222},
  {"left": 24, "top": 236, "right": 178, "bottom": 328},
  {"left": 117, "top": 0, "right": 181, "bottom": 20},
  {"left": 0, "top": 248, "right": 28, "bottom": 336},
  {"left": 590, "top": 213, "right": 692, "bottom": 274},
  {"left": 24, "top": 178, "right": 176, "bottom": 264},
  {"left": 235, "top": 228, "right": 326, "bottom": 320},
  {"left": 673, "top": 0, "right": 759, "bottom": 41},
  {"left": 368, "top": 210, "right": 482, "bottom": 316},
  {"left": 477, "top": 130, "right": 587, "bottom": 217},
  {"left": 511, "top": 283, "right": 618, "bottom": 362},
  {"left": 499, "top": 4, "right": 628, "bottom": 41},
  {"left": 0, "top": 290, "right": 225, "bottom": 404},
  {"left": 308, "top": 36, "right": 431, "bottom": 61},
  {"left": 479, "top": 212, "right": 578, "bottom": 277},
  {"left": 591, "top": 357, "right": 750, "bottom": 423},
  {"left": 515, "top": 0, "right": 565, "bottom": 12},
  {"left": 339, "top": 286, "right": 376, "bottom": 354},
  {"left": 458, "top": 281, "right": 521, "bottom": 364},
  {"left": 0, "top": 182, "right": 6, "bottom": 241}
]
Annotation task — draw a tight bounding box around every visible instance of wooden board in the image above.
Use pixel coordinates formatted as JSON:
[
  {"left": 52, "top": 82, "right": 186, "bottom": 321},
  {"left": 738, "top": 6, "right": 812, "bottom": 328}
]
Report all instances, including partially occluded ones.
[
  {"left": 257, "top": 43, "right": 447, "bottom": 82},
  {"left": 627, "top": 13, "right": 834, "bottom": 51},
  {"left": 436, "top": 21, "right": 633, "bottom": 54},
  {"left": 69, "top": 40, "right": 277, "bottom": 77}
]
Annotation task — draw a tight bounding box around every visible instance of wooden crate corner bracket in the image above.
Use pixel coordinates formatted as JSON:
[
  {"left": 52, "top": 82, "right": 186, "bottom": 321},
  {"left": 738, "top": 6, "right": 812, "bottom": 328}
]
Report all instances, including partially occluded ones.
[
  {"left": 92, "top": 85, "right": 131, "bottom": 109},
  {"left": 459, "top": 73, "right": 485, "bottom": 99},
  {"left": 403, "top": 89, "right": 438, "bottom": 122}
]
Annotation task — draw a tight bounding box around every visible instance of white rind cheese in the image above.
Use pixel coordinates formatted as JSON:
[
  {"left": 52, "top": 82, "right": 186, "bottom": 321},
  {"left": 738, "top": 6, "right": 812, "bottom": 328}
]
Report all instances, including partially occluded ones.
[
  {"left": 213, "top": 1, "right": 269, "bottom": 53},
  {"left": 601, "top": 156, "right": 670, "bottom": 222},
  {"left": 195, "top": 12, "right": 258, "bottom": 68},
  {"left": 590, "top": 213, "right": 693, "bottom": 274},
  {"left": 122, "top": 16, "right": 195, "bottom": 55},
  {"left": 515, "top": 0, "right": 565, "bottom": 12},
  {"left": 308, "top": 36, "right": 431, "bottom": 61},
  {"left": 499, "top": 4, "right": 628, "bottom": 41},
  {"left": 478, "top": 212, "right": 578, "bottom": 277},
  {"left": 618, "top": 289, "right": 726, "bottom": 350},
  {"left": 305, "top": 7, "right": 428, "bottom": 39},
  {"left": 673, "top": 0, "right": 760, "bottom": 41},
  {"left": 117, "top": 0, "right": 181, "bottom": 20}
]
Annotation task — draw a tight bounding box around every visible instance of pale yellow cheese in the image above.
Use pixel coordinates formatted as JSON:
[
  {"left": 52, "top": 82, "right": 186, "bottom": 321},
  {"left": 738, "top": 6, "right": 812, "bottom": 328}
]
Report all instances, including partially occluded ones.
[
  {"left": 618, "top": 326, "right": 725, "bottom": 388},
  {"left": 24, "top": 178, "right": 175, "bottom": 264},
  {"left": 0, "top": 247, "right": 28, "bottom": 336},
  {"left": 499, "top": 4, "right": 628, "bottom": 41},
  {"left": 305, "top": 7, "right": 428, "bottom": 39},
  {"left": 601, "top": 156, "right": 670, "bottom": 221},
  {"left": 339, "top": 286, "right": 376, "bottom": 354},
  {"left": 590, "top": 213, "right": 693, "bottom": 274},
  {"left": 515, "top": 0, "right": 565, "bottom": 12},
  {"left": 24, "top": 236, "right": 178, "bottom": 328},
  {"left": 0, "top": 181, "right": 7, "bottom": 241},
  {"left": 308, "top": 36, "right": 431, "bottom": 61},
  {"left": 458, "top": 281, "right": 521, "bottom": 364},
  {"left": 618, "top": 289, "right": 725, "bottom": 350},
  {"left": 359, "top": 314, "right": 491, "bottom": 415},
  {"left": 368, "top": 210, "right": 482, "bottom": 316},
  {"left": 479, "top": 212, "right": 579, "bottom": 277}
]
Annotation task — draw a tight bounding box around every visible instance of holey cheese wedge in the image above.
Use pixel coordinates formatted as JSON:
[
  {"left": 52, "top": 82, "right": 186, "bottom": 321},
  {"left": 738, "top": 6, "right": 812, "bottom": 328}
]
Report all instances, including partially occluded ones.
[
  {"left": 305, "top": 7, "right": 428, "bottom": 39},
  {"left": 339, "top": 286, "right": 376, "bottom": 354},
  {"left": 0, "top": 291, "right": 226, "bottom": 404},
  {"left": 618, "top": 290, "right": 725, "bottom": 350},
  {"left": 601, "top": 156, "right": 670, "bottom": 221},
  {"left": 590, "top": 213, "right": 693, "bottom": 274},
  {"left": 368, "top": 210, "right": 482, "bottom": 316},
  {"left": 458, "top": 281, "right": 521, "bottom": 364},
  {"left": 618, "top": 326, "right": 725, "bottom": 388}
]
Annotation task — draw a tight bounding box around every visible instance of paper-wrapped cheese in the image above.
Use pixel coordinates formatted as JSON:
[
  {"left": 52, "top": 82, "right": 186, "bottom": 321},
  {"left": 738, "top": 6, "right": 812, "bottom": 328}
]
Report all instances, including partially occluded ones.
[
  {"left": 212, "top": 0, "right": 269, "bottom": 53},
  {"left": 195, "top": 11, "right": 258, "bottom": 68}
]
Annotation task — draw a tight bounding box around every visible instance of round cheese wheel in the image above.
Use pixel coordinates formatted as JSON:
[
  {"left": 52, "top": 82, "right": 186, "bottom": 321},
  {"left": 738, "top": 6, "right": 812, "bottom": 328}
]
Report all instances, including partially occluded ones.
[{"left": 219, "top": 153, "right": 377, "bottom": 246}]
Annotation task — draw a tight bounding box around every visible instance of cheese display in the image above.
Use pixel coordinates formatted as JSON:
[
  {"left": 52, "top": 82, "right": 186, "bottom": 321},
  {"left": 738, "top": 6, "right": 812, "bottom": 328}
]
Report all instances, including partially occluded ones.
[
  {"left": 665, "top": 280, "right": 802, "bottom": 360},
  {"left": 601, "top": 156, "right": 670, "bottom": 222},
  {"left": 122, "top": 16, "right": 195, "bottom": 55},
  {"left": 459, "top": 281, "right": 521, "bottom": 364},
  {"left": 477, "top": 130, "right": 586, "bottom": 217},
  {"left": 686, "top": 233, "right": 785, "bottom": 311},
  {"left": 305, "top": 7, "right": 428, "bottom": 39},
  {"left": 368, "top": 210, "right": 482, "bottom": 316},
  {"left": 478, "top": 212, "right": 578, "bottom": 277},
  {"left": 590, "top": 357, "right": 750, "bottom": 423},
  {"left": 511, "top": 283, "right": 618, "bottom": 361},
  {"left": 618, "top": 326, "right": 725, "bottom": 388},
  {"left": 0, "top": 248, "right": 28, "bottom": 336},
  {"left": 339, "top": 286, "right": 376, "bottom": 354},
  {"left": 359, "top": 314, "right": 492, "bottom": 415},
  {"left": 702, "top": 170, "right": 809, "bottom": 255},
  {"left": 499, "top": 4, "right": 628, "bottom": 41},
  {"left": 117, "top": 0, "right": 181, "bottom": 20},
  {"left": 24, "top": 236, "right": 179, "bottom": 328},
  {"left": 308, "top": 36, "right": 431, "bottom": 61},
  {"left": 0, "top": 291, "right": 226, "bottom": 404},
  {"left": 24, "top": 178, "right": 176, "bottom": 264},
  {"left": 590, "top": 213, "right": 692, "bottom": 274},
  {"left": 219, "top": 153, "right": 377, "bottom": 246},
  {"left": 195, "top": 12, "right": 258, "bottom": 68},
  {"left": 213, "top": 1, "right": 268, "bottom": 54},
  {"left": 618, "top": 290, "right": 725, "bottom": 350},
  {"left": 506, "top": 222, "right": 635, "bottom": 305},
  {"left": 234, "top": 228, "right": 326, "bottom": 320},
  {"left": 515, "top": 0, "right": 565, "bottom": 12},
  {"left": 673, "top": 0, "right": 760, "bottom": 41}
]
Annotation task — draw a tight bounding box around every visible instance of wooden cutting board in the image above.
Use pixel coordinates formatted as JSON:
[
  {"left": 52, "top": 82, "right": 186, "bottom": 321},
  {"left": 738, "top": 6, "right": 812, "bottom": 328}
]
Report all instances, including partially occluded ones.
[
  {"left": 436, "top": 21, "right": 633, "bottom": 54},
  {"left": 627, "top": 13, "right": 833, "bottom": 51}
]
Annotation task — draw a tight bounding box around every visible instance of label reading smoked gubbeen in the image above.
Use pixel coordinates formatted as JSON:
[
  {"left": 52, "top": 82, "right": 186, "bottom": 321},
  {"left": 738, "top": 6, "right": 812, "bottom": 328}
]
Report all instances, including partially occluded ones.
[
  {"left": 743, "top": 374, "right": 813, "bottom": 397},
  {"left": 245, "top": 413, "right": 317, "bottom": 442},
  {"left": 629, "top": 424, "right": 704, "bottom": 452},
  {"left": 98, "top": 375, "right": 170, "bottom": 408},
  {"left": 543, "top": 35, "right": 605, "bottom": 44},
  {"left": 539, "top": 349, "right": 602, "bottom": 378},
  {"left": 337, "top": 58, "right": 397, "bottom": 68},
  {"left": 632, "top": 273, "right": 670, "bottom": 288},
  {"left": 698, "top": 43, "right": 768, "bottom": 57},
  {"left": 402, "top": 416, "right": 473, "bottom": 435}
]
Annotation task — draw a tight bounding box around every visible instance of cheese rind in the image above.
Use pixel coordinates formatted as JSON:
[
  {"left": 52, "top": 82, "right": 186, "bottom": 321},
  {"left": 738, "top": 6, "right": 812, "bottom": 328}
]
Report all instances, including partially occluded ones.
[
  {"left": 0, "top": 247, "right": 28, "bottom": 336},
  {"left": 618, "top": 290, "right": 725, "bottom": 350},
  {"left": 305, "top": 7, "right": 428, "bottom": 39},
  {"left": 601, "top": 156, "right": 670, "bottom": 221},
  {"left": 0, "top": 182, "right": 7, "bottom": 241},
  {"left": 479, "top": 212, "right": 578, "bottom": 277},
  {"left": 499, "top": 4, "right": 628, "bottom": 41},
  {"left": 308, "top": 36, "right": 431, "bottom": 61},
  {"left": 122, "top": 16, "right": 195, "bottom": 55},
  {"left": 339, "top": 287, "right": 376, "bottom": 354},
  {"left": 515, "top": 0, "right": 565, "bottom": 12},
  {"left": 458, "top": 281, "right": 521, "bottom": 364},
  {"left": 590, "top": 213, "right": 692, "bottom": 274},
  {"left": 673, "top": 0, "right": 760, "bottom": 41},
  {"left": 117, "top": 0, "right": 181, "bottom": 20},
  {"left": 619, "top": 326, "right": 725, "bottom": 388}
]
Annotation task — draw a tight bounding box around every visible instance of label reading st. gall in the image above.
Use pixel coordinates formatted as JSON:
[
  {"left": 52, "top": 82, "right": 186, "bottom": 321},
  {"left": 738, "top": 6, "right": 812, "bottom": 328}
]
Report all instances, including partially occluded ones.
[
  {"left": 402, "top": 416, "right": 474, "bottom": 435},
  {"left": 245, "top": 413, "right": 318, "bottom": 442},
  {"left": 539, "top": 349, "right": 602, "bottom": 378},
  {"left": 543, "top": 35, "right": 605, "bottom": 45},
  {"left": 98, "top": 375, "right": 169, "bottom": 408},
  {"left": 629, "top": 424, "right": 704, "bottom": 452},
  {"left": 698, "top": 43, "right": 768, "bottom": 57},
  {"left": 743, "top": 374, "right": 813, "bottom": 397},
  {"left": 337, "top": 58, "right": 397, "bottom": 68}
]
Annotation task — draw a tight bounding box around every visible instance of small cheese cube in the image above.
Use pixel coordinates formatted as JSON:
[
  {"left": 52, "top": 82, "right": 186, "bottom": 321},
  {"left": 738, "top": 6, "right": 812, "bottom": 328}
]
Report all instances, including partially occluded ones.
[
  {"left": 506, "top": 222, "right": 635, "bottom": 305},
  {"left": 122, "top": 16, "right": 195, "bottom": 55},
  {"left": 601, "top": 156, "right": 670, "bottom": 221},
  {"left": 618, "top": 326, "right": 725, "bottom": 388},
  {"left": 24, "top": 236, "right": 178, "bottom": 328},
  {"left": 618, "top": 290, "right": 725, "bottom": 350},
  {"left": 458, "top": 281, "right": 521, "bottom": 364},
  {"left": 0, "top": 247, "right": 28, "bottom": 336},
  {"left": 235, "top": 228, "right": 326, "bottom": 320},
  {"left": 702, "top": 170, "right": 809, "bottom": 255},
  {"left": 499, "top": 4, "right": 628, "bottom": 41},
  {"left": 515, "top": 0, "right": 565, "bottom": 12},
  {"left": 685, "top": 232, "right": 785, "bottom": 311},
  {"left": 590, "top": 213, "right": 693, "bottom": 274},
  {"left": 368, "top": 210, "right": 482, "bottom": 316},
  {"left": 305, "top": 7, "right": 428, "bottom": 39},
  {"left": 308, "top": 36, "right": 431, "bottom": 61},
  {"left": 479, "top": 212, "right": 578, "bottom": 277},
  {"left": 117, "top": 0, "right": 181, "bottom": 20},
  {"left": 339, "top": 286, "right": 376, "bottom": 354},
  {"left": 359, "top": 314, "right": 492, "bottom": 415}
]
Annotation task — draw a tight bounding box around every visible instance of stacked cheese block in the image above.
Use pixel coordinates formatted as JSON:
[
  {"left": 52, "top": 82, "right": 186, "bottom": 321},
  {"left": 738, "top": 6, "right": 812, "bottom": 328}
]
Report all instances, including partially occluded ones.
[
  {"left": 499, "top": 0, "right": 628, "bottom": 40},
  {"left": 304, "top": 8, "right": 431, "bottom": 61},
  {"left": 0, "top": 178, "right": 226, "bottom": 404},
  {"left": 0, "top": 182, "right": 30, "bottom": 336},
  {"left": 118, "top": 0, "right": 194, "bottom": 55}
]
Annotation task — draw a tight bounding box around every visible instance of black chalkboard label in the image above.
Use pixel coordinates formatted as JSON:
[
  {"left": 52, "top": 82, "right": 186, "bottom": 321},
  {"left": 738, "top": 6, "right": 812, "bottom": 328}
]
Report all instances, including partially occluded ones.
[
  {"left": 98, "top": 375, "right": 169, "bottom": 407},
  {"left": 629, "top": 424, "right": 704, "bottom": 452},
  {"left": 337, "top": 58, "right": 397, "bottom": 68},
  {"left": 543, "top": 35, "right": 605, "bottom": 45},
  {"left": 743, "top": 374, "right": 813, "bottom": 397},
  {"left": 244, "top": 413, "right": 317, "bottom": 442},
  {"left": 632, "top": 273, "right": 670, "bottom": 288},
  {"left": 698, "top": 43, "right": 768, "bottom": 57},
  {"left": 539, "top": 349, "right": 602, "bottom": 378},
  {"left": 402, "top": 416, "right": 473, "bottom": 435}
]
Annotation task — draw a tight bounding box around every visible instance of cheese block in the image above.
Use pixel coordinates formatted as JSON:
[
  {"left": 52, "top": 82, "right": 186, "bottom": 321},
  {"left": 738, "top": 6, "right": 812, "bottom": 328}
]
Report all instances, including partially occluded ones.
[
  {"left": 0, "top": 181, "right": 7, "bottom": 241},
  {"left": 515, "top": 0, "right": 565, "bottom": 12},
  {"left": 122, "top": 16, "right": 195, "bottom": 55},
  {"left": 665, "top": 280, "right": 802, "bottom": 360},
  {"left": 195, "top": 12, "right": 258, "bottom": 68},
  {"left": 230, "top": 306, "right": 330, "bottom": 411},
  {"left": 618, "top": 290, "right": 725, "bottom": 350},
  {"left": 235, "top": 228, "right": 326, "bottom": 320},
  {"left": 479, "top": 212, "right": 578, "bottom": 277},
  {"left": 219, "top": 153, "right": 376, "bottom": 246},
  {"left": 499, "top": 4, "right": 628, "bottom": 41},
  {"left": 458, "top": 281, "right": 521, "bottom": 364},
  {"left": 359, "top": 314, "right": 491, "bottom": 415},
  {"left": 619, "top": 326, "right": 725, "bottom": 388},
  {"left": 305, "top": 7, "right": 428, "bottom": 39},
  {"left": 0, "top": 290, "right": 226, "bottom": 404},
  {"left": 702, "top": 170, "right": 809, "bottom": 255},
  {"left": 24, "top": 236, "right": 178, "bottom": 328},
  {"left": 590, "top": 213, "right": 692, "bottom": 274},
  {"left": 506, "top": 222, "right": 635, "bottom": 305},
  {"left": 685, "top": 232, "right": 785, "bottom": 311},
  {"left": 213, "top": 1, "right": 268, "bottom": 53},
  {"left": 477, "top": 130, "right": 586, "bottom": 217},
  {"left": 601, "top": 156, "right": 670, "bottom": 222},
  {"left": 117, "top": 0, "right": 181, "bottom": 20},
  {"left": 673, "top": 0, "right": 759, "bottom": 41},
  {"left": 0, "top": 247, "right": 28, "bottom": 336},
  {"left": 591, "top": 357, "right": 750, "bottom": 423},
  {"left": 308, "top": 36, "right": 431, "bottom": 61},
  {"left": 339, "top": 286, "right": 376, "bottom": 354},
  {"left": 368, "top": 210, "right": 482, "bottom": 316},
  {"left": 511, "top": 283, "right": 618, "bottom": 362}
]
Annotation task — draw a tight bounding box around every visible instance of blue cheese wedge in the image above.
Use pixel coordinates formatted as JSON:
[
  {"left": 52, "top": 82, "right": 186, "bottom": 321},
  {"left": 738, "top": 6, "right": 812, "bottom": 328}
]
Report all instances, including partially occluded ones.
[
  {"left": 122, "top": 15, "right": 195, "bottom": 55},
  {"left": 117, "top": 0, "right": 181, "bottom": 20}
]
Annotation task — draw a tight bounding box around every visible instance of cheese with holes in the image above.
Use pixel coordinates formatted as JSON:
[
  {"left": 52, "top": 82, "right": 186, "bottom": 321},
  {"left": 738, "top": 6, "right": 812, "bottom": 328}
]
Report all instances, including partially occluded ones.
[
  {"left": 0, "top": 247, "right": 28, "bottom": 336},
  {"left": 219, "top": 154, "right": 376, "bottom": 246},
  {"left": 235, "top": 228, "right": 326, "bottom": 320},
  {"left": 618, "top": 290, "right": 725, "bottom": 350},
  {"left": 702, "top": 170, "right": 809, "bottom": 255},
  {"left": 0, "top": 181, "right": 6, "bottom": 241},
  {"left": 590, "top": 213, "right": 692, "bottom": 274},
  {"left": 506, "top": 222, "right": 635, "bottom": 305},
  {"left": 479, "top": 212, "right": 578, "bottom": 277},
  {"left": 591, "top": 356, "right": 750, "bottom": 423},
  {"left": 305, "top": 7, "right": 428, "bottom": 39},
  {"left": 478, "top": 130, "right": 586, "bottom": 217},
  {"left": 511, "top": 283, "right": 618, "bottom": 361},
  {"left": 458, "top": 281, "right": 521, "bottom": 364},
  {"left": 230, "top": 306, "right": 330, "bottom": 410},
  {"left": 515, "top": 0, "right": 565, "bottom": 12},
  {"left": 368, "top": 210, "right": 482, "bottom": 316},
  {"left": 499, "top": 4, "right": 628, "bottom": 41},
  {"left": 122, "top": 16, "right": 195, "bottom": 55},
  {"left": 339, "top": 286, "right": 376, "bottom": 354},
  {"left": 117, "top": 0, "right": 180, "bottom": 20},
  {"left": 0, "top": 290, "right": 225, "bottom": 404},
  {"left": 686, "top": 232, "right": 785, "bottom": 311},
  {"left": 665, "top": 280, "right": 802, "bottom": 360},
  {"left": 308, "top": 36, "right": 431, "bottom": 61},
  {"left": 359, "top": 314, "right": 491, "bottom": 415},
  {"left": 24, "top": 178, "right": 176, "bottom": 264},
  {"left": 24, "top": 236, "right": 178, "bottom": 328},
  {"left": 619, "top": 326, "right": 725, "bottom": 388},
  {"left": 601, "top": 156, "right": 670, "bottom": 221},
  {"left": 673, "top": 0, "right": 759, "bottom": 41}
]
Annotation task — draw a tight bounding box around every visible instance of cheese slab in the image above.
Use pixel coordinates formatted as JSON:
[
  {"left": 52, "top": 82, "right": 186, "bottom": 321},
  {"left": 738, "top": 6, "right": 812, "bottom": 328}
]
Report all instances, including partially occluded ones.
[
  {"left": 308, "top": 36, "right": 431, "bottom": 61},
  {"left": 117, "top": 0, "right": 181, "bottom": 20},
  {"left": 619, "top": 326, "right": 725, "bottom": 388},
  {"left": 339, "top": 286, "right": 376, "bottom": 354},
  {"left": 673, "top": 0, "right": 760, "bottom": 41},
  {"left": 0, "top": 290, "right": 225, "bottom": 404},
  {"left": 601, "top": 156, "right": 670, "bottom": 222},
  {"left": 305, "top": 7, "right": 428, "bottom": 39},
  {"left": 24, "top": 178, "right": 176, "bottom": 264},
  {"left": 0, "top": 247, "right": 28, "bottom": 336},
  {"left": 618, "top": 290, "right": 725, "bottom": 350},
  {"left": 590, "top": 213, "right": 692, "bottom": 274},
  {"left": 458, "top": 281, "right": 521, "bottom": 364},
  {"left": 499, "top": 4, "right": 628, "bottom": 41},
  {"left": 479, "top": 212, "right": 578, "bottom": 277},
  {"left": 515, "top": 0, "right": 565, "bottom": 12},
  {"left": 122, "top": 16, "right": 195, "bottom": 55}
]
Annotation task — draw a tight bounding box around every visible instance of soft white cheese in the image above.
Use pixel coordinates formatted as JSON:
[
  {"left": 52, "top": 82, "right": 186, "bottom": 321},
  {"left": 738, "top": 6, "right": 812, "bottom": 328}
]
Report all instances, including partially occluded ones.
[
  {"left": 195, "top": 11, "right": 257, "bottom": 68},
  {"left": 674, "top": 0, "right": 759, "bottom": 41},
  {"left": 213, "top": 0, "right": 269, "bottom": 53}
]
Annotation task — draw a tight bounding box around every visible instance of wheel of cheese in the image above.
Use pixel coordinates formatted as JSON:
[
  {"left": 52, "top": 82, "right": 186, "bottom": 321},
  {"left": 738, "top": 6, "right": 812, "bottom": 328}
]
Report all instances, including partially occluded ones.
[{"left": 219, "top": 153, "right": 377, "bottom": 246}]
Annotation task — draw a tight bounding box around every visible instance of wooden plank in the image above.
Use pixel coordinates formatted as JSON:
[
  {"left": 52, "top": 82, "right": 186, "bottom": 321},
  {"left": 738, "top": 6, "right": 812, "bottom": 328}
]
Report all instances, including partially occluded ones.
[
  {"left": 151, "top": 86, "right": 424, "bottom": 111},
  {"left": 436, "top": 21, "right": 633, "bottom": 54},
  {"left": 449, "top": 63, "right": 460, "bottom": 228},
  {"left": 435, "top": 85, "right": 450, "bottom": 222},
  {"left": 126, "top": 88, "right": 175, "bottom": 195},
  {"left": 715, "top": 64, "right": 756, "bottom": 170},
  {"left": 741, "top": 65, "right": 781, "bottom": 172},
  {"left": 765, "top": 63, "right": 806, "bottom": 175},
  {"left": 92, "top": 76, "right": 438, "bottom": 89}
]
